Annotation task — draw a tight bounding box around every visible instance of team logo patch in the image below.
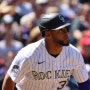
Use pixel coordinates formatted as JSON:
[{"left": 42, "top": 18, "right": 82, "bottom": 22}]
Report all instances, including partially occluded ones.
[{"left": 12, "top": 65, "right": 19, "bottom": 74}]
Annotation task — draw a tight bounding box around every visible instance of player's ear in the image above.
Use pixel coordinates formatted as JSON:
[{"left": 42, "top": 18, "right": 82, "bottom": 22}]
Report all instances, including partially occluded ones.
[{"left": 45, "top": 31, "right": 51, "bottom": 38}]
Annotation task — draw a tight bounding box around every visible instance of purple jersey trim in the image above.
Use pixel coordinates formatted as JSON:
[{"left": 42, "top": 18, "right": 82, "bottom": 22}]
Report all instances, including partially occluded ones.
[{"left": 78, "top": 79, "right": 90, "bottom": 90}]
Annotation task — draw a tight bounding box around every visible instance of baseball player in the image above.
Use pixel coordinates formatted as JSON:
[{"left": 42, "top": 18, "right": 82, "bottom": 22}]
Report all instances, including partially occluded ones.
[{"left": 2, "top": 13, "right": 90, "bottom": 90}]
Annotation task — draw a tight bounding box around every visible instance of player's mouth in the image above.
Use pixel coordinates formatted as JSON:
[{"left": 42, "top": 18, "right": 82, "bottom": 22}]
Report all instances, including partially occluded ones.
[{"left": 64, "top": 36, "right": 69, "bottom": 43}]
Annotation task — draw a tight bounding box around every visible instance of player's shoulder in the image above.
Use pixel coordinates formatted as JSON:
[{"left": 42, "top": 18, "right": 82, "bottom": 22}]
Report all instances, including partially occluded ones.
[
  {"left": 65, "top": 44, "right": 83, "bottom": 62},
  {"left": 11, "top": 39, "right": 44, "bottom": 67},
  {"left": 17, "top": 39, "right": 44, "bottom": 57},
  {"left": 67, "top": 44, "right": 81, "bottom": 54}
]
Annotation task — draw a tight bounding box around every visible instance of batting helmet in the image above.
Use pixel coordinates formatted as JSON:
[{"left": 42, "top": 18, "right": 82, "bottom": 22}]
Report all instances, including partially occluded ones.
[{"left": 39, "top": 13, "right": 70, "bottom": 37}]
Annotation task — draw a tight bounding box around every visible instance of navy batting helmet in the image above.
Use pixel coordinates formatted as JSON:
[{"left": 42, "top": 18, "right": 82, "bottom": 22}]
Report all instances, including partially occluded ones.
[{"left": 39, "top": 13, "right": 70, "bottom": 37}]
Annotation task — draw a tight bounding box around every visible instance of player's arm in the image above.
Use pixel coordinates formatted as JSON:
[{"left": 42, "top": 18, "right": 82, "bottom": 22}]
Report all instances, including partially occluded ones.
[
  {"left": 72, "top": 51, "right": 90, "bottom": 90},
  {"left": 2, "top": 73, "right": 15, "bottom": 90}
]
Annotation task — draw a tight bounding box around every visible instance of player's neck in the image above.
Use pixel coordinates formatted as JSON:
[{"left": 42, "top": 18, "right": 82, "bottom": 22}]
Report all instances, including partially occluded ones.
[{"left": 45, "top": 40, "right": 63, "bottom": 55}]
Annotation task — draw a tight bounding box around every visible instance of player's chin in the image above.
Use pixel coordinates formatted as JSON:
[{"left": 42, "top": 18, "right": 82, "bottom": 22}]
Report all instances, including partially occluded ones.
[
  {"left": 64, "top": 40, "right": 69, "bottom": 46},
  {"left": 63, "top": 43, "right": 69, "bottom": 46}
]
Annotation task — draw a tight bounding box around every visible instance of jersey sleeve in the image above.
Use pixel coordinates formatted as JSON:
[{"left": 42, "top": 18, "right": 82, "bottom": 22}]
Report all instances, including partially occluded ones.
[
  {"left": 72, "top": 52, "right": 89, "bottom": 83},
  {"left": 7, "top": 50, "right": 31, "bottom": 83}
]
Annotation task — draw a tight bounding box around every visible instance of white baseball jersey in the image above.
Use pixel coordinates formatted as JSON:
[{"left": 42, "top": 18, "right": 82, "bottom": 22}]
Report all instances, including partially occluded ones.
[{"left": 8, "top": 38, "right": 88, "bottom": 90}]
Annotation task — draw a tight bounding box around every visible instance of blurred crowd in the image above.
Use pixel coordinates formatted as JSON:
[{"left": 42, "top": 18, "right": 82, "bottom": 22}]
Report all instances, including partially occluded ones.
[{"left": 0, "top": 0, "right": 90, "bottom": 90}]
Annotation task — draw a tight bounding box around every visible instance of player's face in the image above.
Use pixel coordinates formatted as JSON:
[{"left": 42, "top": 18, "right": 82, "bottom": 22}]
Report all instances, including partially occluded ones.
[{"left": 50, "top": 28, "right": 69, "bottom": 46}]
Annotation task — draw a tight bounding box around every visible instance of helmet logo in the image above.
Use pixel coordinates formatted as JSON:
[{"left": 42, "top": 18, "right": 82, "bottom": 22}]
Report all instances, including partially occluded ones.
[{"left": 59, "top": 15, "right": 65, "bottom": 22}]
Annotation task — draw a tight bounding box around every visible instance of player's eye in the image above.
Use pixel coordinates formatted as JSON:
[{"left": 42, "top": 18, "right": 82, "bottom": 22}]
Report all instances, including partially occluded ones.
[{"left": 59, "top": 28, "right": 68, "bottom": 33}]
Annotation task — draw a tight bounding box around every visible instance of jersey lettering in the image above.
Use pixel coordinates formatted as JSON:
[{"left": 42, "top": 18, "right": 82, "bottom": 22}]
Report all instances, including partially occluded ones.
[
  {"left": 32, "top": 71, "right": 51, "bottom": 80},
  {"left": 32, "top": 69, "right": 71, "bottom": 80}
]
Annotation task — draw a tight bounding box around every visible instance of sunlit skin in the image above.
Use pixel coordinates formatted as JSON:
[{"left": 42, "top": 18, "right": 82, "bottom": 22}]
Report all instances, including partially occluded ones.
[
  {"left": 45, "top": 27, "right": 69, "bottom": 55},
  {"left": 50, "top": 28, "right": 69, "bottom": 46}
]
